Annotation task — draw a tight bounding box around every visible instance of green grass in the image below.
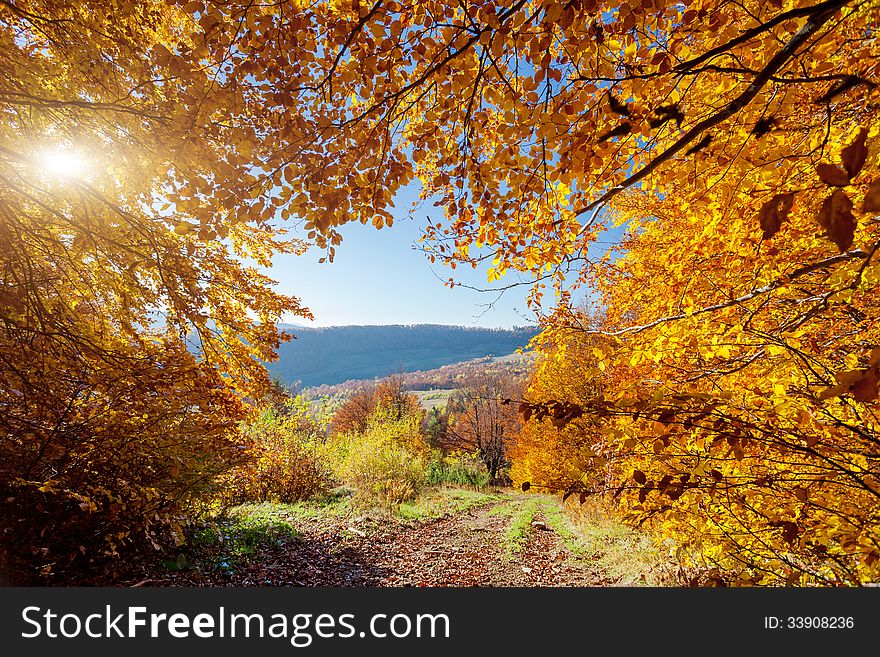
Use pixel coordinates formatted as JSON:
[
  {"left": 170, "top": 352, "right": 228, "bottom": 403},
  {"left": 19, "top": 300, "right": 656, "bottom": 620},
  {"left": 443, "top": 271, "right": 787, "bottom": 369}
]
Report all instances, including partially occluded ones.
[
  {"left": 487, "top": 501, "right": 520, "bottom": 517},
  {"left": 395, "top": 486, "right": 504, "bottom": 522},
  {"left": 538, "top": 498, "right": 588, "bottom": 557},
  {"left": 502, "top": 498, "right": 541, "bottom": 556},
  {"left": 194, "top": 504, "right": 298, "bottom": 554},
  {"left": 181, "top": 492, "right": 355, "bottom": 573},
  {"left": 493, "top": 494, "right": 573, "bottom": 557},
  {"left": 205, "top": 486, "right": 502, "bottom": 531},
  {"left": 570, "top": 513, "right": 672, "bottom": 585},
  {"left": 184, "top": 503, "right": 302, "bottom": 574},
  {"left": 492, "top": 494, "right": 673, "bottom": 583},
  {"left": 555, "top": 500, "right": 675, "bottom": 585},
  {"left": 187, "top": 486, "right": 503, "bottom": 572},
  {"left": 255, "top": 494, "right": 352, "bottom": 520},
  {"left": 180, "top": 486, "right": 674, "bottom": 584},
  {"left": 412, "top": 389, "right": 454, "bottom": 410}
]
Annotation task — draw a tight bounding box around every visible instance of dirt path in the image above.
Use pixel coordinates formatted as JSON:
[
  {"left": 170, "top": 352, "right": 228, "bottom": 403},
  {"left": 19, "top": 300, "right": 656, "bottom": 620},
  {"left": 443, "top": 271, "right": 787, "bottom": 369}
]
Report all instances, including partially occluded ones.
[{"left": 148, "top": 495, "right": 607, "bottom": 587}]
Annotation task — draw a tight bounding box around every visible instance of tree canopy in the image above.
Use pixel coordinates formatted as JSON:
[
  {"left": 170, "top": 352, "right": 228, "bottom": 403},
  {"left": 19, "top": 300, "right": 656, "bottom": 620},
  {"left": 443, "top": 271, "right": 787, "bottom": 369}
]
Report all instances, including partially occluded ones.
[
  {"left": 1, "top": 0, "right": 311, "bottom": 579},
  {"left": 2, "top": 0, "right": 878, "bottom": 583}
]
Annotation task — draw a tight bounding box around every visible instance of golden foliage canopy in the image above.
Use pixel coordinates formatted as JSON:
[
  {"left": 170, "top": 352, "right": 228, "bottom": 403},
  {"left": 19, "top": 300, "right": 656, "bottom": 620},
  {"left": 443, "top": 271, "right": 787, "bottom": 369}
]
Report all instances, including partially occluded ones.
[
  {"left": 3, "top": 0, "right": 879, "bottom": 585},
  {"left": 0, "top": 0, "right": 313, "bottom": 579}
]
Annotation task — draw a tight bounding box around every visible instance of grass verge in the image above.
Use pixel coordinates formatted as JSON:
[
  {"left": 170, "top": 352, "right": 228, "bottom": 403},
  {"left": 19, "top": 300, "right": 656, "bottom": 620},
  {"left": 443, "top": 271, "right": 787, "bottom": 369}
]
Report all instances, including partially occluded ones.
[
  {"left": 175, "top": 486, "right": 504, "bottom": 574},
  {"left": 182, "top": 503, "right": 302, "bottom": 575},
  {"left": 561, "top": 499, "right": 677, "bottom": 585},
  {"left": 502, "top": 498, "right": 540, "bottom": 556},
  {"left": 494, "top": 494, "right": 676, "bottom": 584},
  {"left": 395, "top": 486, "right": 505, "bottom": 522}
]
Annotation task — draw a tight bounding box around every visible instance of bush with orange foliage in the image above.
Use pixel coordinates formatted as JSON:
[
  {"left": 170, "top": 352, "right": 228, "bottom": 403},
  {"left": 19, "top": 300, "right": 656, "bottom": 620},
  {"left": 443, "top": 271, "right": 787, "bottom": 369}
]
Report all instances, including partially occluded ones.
[
  {"left": 0, "top": 339, "right": 246, "bottom": 583},
  {"left": 216, "top": 396, "right": 334, "bottom": 506},
  {"left": 331, "top": 377, "right": 422, "bottom": 434}
]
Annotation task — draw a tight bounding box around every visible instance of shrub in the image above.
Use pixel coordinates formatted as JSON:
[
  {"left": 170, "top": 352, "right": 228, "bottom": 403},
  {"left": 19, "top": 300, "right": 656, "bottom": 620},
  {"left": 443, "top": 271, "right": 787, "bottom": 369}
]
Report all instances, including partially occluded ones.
[
  {"left": 0, "top": 341, "right": 245, "bottom": 584},
  {"left": 334, "top": 408, "right": 428, "bottom": 510},
  {"left": 425, "top": 451, "right": 490, "bottom": 488},
  {"left": 217, "top": 397, "right": 333, "bottom": 506}
]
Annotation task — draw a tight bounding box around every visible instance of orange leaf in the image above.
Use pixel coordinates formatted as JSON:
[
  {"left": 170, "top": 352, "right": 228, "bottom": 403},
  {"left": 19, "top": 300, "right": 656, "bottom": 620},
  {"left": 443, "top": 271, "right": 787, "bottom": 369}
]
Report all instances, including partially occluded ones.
[
  {"left": 758, "top": 192, "right": 795, "bottom": 240},
  {"left": 862, "top": 181, "right": 880, "bottom": 213},
  {"left": 851, "top": 373, "right": 879, "bottom": 402}
]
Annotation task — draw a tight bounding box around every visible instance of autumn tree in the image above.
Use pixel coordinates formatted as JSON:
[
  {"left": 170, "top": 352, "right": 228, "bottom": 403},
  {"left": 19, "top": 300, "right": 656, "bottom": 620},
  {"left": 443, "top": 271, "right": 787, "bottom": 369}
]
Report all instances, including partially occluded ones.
[
  {"left": 443, "top": 373, "right": 521, "bottom": 481},
  {"left": 0, "top": 0, "right": 312, "bottom": 581},
  {"left": 509, "top": 324, "right": 606, "bottom": 494},
  {"left": 331, "top": 376, "right": 423, "bottom": 434}
]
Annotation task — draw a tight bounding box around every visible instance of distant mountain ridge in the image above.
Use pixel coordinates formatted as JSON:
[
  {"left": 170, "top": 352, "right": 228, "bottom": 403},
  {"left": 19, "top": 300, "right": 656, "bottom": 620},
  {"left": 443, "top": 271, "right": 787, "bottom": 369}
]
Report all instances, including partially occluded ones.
[{"left": 266, "top": 324, "right": 538, "bottom": 387}]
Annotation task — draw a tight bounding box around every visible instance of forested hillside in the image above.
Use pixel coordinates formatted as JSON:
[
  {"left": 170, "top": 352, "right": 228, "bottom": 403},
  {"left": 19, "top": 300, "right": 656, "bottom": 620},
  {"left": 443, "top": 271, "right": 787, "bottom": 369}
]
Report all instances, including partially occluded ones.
[
  {"left": 307, "top": 352, "right": 532, "bottom": 396},
  {"left": 267, "top": 325, "right": 537, "bottom": 386}
]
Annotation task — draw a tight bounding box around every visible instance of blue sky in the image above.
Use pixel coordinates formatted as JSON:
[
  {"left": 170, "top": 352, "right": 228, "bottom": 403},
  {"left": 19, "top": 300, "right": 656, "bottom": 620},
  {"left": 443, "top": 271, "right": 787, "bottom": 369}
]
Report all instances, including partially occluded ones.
[
  {"left": 264, "top": 181, "right": 626, "bottom": 329},
  {"left": 267, "top": 184, "right": 544, "bottom": 329}
]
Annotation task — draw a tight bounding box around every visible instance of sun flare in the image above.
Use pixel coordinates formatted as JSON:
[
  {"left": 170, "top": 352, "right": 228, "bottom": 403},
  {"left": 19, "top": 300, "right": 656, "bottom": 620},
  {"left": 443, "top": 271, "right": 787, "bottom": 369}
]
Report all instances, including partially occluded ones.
[{"left": 38, "top": 149, "right": 86, "bottom": 179}]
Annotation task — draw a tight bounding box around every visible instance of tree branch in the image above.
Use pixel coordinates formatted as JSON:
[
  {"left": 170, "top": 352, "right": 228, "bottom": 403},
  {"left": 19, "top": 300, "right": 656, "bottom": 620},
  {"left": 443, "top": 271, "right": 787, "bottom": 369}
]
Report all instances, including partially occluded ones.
[
  {"left": 574, "top": 0, "right": 850, "bottom": 219},
  {"left": 587, "top": 245, "right": 874, "bottom": 337}
]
